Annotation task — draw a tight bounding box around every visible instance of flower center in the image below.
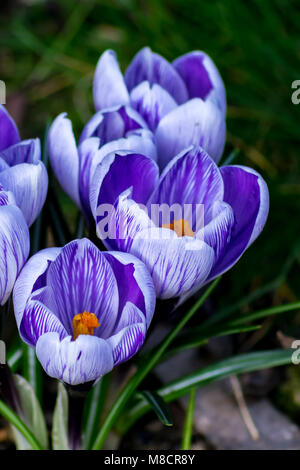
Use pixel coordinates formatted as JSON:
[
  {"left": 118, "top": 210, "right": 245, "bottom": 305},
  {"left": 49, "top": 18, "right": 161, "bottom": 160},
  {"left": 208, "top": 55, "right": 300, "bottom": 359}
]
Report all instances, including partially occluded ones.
[
  {"left": 72, "top": 311, "right": 100, "bottom": 340},
  {"left": 162, "top": 219, "right": 194, "bottom": 238}
]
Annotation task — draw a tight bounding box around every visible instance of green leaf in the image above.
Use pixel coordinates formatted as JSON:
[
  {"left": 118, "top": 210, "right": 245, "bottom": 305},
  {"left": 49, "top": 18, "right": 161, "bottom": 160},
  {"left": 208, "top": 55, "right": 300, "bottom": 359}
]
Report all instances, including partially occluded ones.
[
  {"left": 0, "top": 399, "right": 43, "bottom": 450},
  {"left": 22, "top": 345, "right": 42, "bottom": 404},
  {"left": 52, "top": 382, "right": 69, "bottom": 450},
  {"left": 83, "top": 374, "right": 110, "bottom": 450},
  {"left": 181, "top": 387, "right": 196, "bottom": 450},
  {"left": 90, "top": 277, "right": 221, "bottom": 450},
  {"left": 11, "top": 374, "right": 48, "bottom": 450},
  {"left": 120, "top": 349, "right": 293, "bottom": 433},
  {"left": 139, "top": 390, "right": 173, "bottom": 427}
]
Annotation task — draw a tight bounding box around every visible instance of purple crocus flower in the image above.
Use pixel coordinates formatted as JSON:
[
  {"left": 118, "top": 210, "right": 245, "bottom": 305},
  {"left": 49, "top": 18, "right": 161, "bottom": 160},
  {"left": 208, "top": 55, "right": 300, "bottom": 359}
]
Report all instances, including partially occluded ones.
[
  {"left": 47, "top": 109, "right": 156, "bottom": 222},
  {"left": 92, "top": 48, "right": 226, "bottom": 168},
  {"left": 89, "top": 146, "right": 269, "bottom": 301},
  {"left": 0, "top": 187, "right": 30, "bottom": 305},
  {"left": 13, "top": 238, "right": 155, "bottom": 385},
  {"left": 47, "top": 48, "right": 226, "bottom": 220},
  {"left": 0, "top": 105, "right": 48, "bottom": 226}
]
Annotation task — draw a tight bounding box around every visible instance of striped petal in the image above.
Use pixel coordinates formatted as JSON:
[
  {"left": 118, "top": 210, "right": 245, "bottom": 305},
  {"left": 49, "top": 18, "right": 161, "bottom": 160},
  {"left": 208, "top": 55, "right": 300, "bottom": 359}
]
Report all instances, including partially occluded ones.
[
  {"left": 0, "top": 138, "right": 41, "bottom": 166},
  {"left": 98, "top": 189, "right": 154, "bottom": 252},
  {"left": 47, "top": 113, "right": 81, "bottom": 207},
  {"left": 79, "top": 105, "right": 147, "bottom": 145},
  {"left": 130, "top": 227, "right": 214, "bottom": 299},
  {"left": 93, "top": 50, "right": 129, "bottom": 111},
  {"left": 20, "top": 298, "right": 67, "bottom": 346},
  {"left": 0, "top": 161, "right": 48, "bottom": 226},
  {"left": 148, "top": 146, "right": 224, "bottom": 226},
  {"left": 36, "top": 332, "right": 113, "bottom": 385},
  {"left": 13, "top": 247, "right": 61, "bottom": 329},
  {"left": 103, "top": 251, "right": 156, "bottom": 329},
  {"left": 0, "top": 204, "right": 30, "bottom": 305},
  {"left": 155, "top": 98, "right": 226, "bottom": 168},
  {"left": 45, "top": 239, "right": 119, "bottom": 338},
  {"left": 107, "top": 316, "right": 146, "bottom": 366},
  {"left": 125, "top": 47, "right": 188, "bottom": 104},
  {"left": 130, "top": 81, "right": 177, "bottom": 131}
]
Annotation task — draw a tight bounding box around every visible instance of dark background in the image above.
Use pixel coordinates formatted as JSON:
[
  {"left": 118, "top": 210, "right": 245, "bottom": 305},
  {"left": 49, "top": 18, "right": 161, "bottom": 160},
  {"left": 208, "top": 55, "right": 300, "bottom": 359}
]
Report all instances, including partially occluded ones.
[{"left": 0, "top": 0, "right": 300, "bottom": 438}]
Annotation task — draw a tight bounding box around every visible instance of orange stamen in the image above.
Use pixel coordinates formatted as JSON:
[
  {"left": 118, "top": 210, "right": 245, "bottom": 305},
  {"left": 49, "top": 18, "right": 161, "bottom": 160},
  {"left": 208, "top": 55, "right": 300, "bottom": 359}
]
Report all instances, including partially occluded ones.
[
  {"left": 162, "top": 219, "right": 194, "bottom": 238},
  {"left": 72, "top": 311, "right": 100, "bottom": 340}
]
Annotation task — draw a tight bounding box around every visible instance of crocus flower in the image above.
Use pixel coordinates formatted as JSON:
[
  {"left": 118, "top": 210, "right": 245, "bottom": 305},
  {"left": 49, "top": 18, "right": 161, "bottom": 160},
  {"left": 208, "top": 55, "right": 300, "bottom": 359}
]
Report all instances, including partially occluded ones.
[
  {"left": 90, "top": 146, "right": 269, "bottom": 301},
  {"left": 47, "top": 109, "right": 156, "bottom": 222},
  {"left": 0, "top": 105, "right": 48, "bottom": 226},
  {"left": 13, "top": 238, "right": 155, "bottom": 385},
  {"left": 92, "top": 48, "right": 226, "bottom": 168},
  {"left": 0, "top": 187, "right": 30, "bottom": 305}
]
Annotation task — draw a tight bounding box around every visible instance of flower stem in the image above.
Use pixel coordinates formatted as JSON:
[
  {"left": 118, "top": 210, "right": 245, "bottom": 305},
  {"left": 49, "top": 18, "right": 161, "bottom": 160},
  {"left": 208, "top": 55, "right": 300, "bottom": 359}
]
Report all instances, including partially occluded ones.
[{"left": 91, "top": 277, "right": 221, "bottom": 450}]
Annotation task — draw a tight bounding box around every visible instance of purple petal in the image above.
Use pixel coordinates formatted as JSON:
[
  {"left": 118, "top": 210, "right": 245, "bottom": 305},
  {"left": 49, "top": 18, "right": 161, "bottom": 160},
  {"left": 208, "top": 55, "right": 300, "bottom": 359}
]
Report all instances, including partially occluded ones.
[
  {"left": 103, "top": 251, "right": 156, "bottom": 328},
  {"left": 0, "top": 138, "right": 40, "bottom": 167},
  {"left": 125, "top": 47, "right": 188, "bottom": 104},
  {"left": 93, "top": 50, "right": 129, "bottom": 111},
  {"left": 148, "top": 146, "right": 224, "bottom": 226},
  {"left": 0, "top": 157, "right": 9, "bottom": 172},
  {"left": 208, "top": 165, "right": 269, "bottom": 279},
  {"left": 155, "top": 98, "right": 226, "bottom": 168},
  {"left": 47, "top": 113, "right": 81, "bottom": 207},
  {"left": 107, "top": 320, "right": 146, "bottom": 366},
  {"left": 130, "top": 81, "right": 177, "bottom": 131},
  {"left": 78, "top": 132, "right": 157, "bottom": 220},
  {"left": 130, "top": 227, "right": 214, "bottom": 299},
  {"left": 79, "top": 106, "right": 147, "bottom": 145},
  {"left": 13, "top": 247, "right": 61, "bottom": 329},
  {"left": 0, "top": 105, "right": 20, "bottom": 152},
  {"left": 46, "top": 239, "right": 119, "bottom": 338},
  {"left": 90, "top": 151, "right": 159, "bottom": 219},
  {"left": 0, "top": 204, "right": 30, "bottom": 305},
  {"left": 173, "top": 51, "right": 226, "bottom": 115},
  {"left": 36, "top": 332, "right": 114, "bottom": 385},
  {"left": 20, "top": 299, "right": 67, "bottom": 347},
  {"left": 0, "top": 161, "right": 48, "bottom": 226}
]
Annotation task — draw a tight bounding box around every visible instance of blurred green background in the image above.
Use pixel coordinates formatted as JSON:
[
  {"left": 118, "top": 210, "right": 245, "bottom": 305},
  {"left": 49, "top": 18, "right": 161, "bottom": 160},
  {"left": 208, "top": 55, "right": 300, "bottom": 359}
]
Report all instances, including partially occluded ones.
[{"left": 0, "top": 0, "right": 300, "bottom": 352}]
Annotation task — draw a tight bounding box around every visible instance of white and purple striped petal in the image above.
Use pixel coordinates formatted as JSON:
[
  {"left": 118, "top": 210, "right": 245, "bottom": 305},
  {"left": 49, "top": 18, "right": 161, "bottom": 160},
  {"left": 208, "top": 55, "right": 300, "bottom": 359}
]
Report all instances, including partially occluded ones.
[
  {"left": 130, "top": 81, "right": 177, "bottom": 131},
  {"left": 103, "top": 251, "right": 156, "bottom": 328},
  {"left": 155, "top": 98, "right": 226, "bottom": 168},
  {"left": 46, "top": 239, "right": 119, "bottom": 338},
  {"left": 0, "top": 138, "right": 41, "bottom": 167},
  {"left": 130, "top": 227, "right": 214, "bottom": 299},
  {"left": 20, "top": 299, "right": 67, "bottom": 347},
  {"left": 125, "top": 47, "right": 188, "bottom": 104},
  {"left": 0, "top": 105, "right": 20, "bottom": 152},
  {"left": 93, "top": 50, "right": 129, "bottom": 111},
  {"left": 36, "top": 333, "right": 114, "bottom": 386},
  {"left": 148, "top": 146, "right": 224, "bottom": 225},
  {"left": 47, "top": 113, "right": 81, "bottom": 208},
  {"left": 13, "top": 247, "right": 61, "bottom": 328},
  {"left": 79, "top": 105, "right": 147, "bottom": 145},
  {"left": 108, "top": 317, "right": 146, "bottom": 366},
  {"left": 0, "top": 203, "right": 30, "bottom": 305},
  {"left": 0, "top": 161, "right": 48, "bottom": 227}
]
